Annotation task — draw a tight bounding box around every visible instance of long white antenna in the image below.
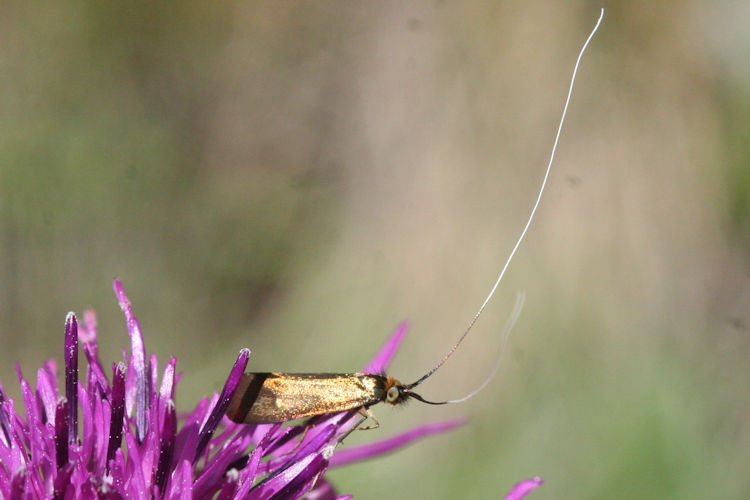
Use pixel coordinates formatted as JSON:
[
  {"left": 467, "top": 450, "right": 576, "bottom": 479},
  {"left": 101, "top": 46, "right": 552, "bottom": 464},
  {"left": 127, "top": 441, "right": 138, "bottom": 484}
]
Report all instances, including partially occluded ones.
[
  {"left": 407, "top": 8, "right": 604, "bottom": 390},
  {"left": 444, "top": 291, "right": 525, "bottom": 403}
]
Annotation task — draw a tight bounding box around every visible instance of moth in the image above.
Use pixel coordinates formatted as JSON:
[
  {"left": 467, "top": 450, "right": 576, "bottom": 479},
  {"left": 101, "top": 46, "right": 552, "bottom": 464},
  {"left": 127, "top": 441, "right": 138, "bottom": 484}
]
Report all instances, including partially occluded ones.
[
  {"left": 226, "top": 10, "right": 603, "bottom": 428},
  {"left": 226, "top": 372, "right": 440, "bottom": 425}
]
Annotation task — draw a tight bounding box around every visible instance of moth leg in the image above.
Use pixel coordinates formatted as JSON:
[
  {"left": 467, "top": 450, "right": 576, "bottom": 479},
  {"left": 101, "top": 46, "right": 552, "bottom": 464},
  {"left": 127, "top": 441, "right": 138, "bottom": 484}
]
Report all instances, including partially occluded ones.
[
  {"left": 281, "top": 424, "right": 311, "bottom": 457},
  {"left": 335, "top": 407, "right": 377, "bottom": 444},
  {"left": 356, "top": 407, "right": 380, "bottom": 431}
]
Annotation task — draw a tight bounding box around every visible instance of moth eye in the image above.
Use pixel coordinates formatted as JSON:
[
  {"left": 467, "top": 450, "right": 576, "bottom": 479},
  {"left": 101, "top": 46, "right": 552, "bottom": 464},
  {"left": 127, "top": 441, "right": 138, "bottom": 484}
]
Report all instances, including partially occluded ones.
[{"left": 386, "top": 386, "right": 400, "bottom": 403}]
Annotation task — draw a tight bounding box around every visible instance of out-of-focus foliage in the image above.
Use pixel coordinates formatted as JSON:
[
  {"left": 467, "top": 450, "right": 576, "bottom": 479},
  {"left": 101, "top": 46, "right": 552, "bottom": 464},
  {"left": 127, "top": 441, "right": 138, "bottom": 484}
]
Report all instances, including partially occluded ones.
[{"left": 1, "top": 2, "right": 748, "bottom": 498}]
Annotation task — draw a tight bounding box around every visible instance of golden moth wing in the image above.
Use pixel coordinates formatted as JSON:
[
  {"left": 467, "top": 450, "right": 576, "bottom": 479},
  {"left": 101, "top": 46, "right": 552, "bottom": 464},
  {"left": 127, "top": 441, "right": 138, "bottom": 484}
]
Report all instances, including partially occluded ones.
[{"left": 227, "top": 373, "right": 386, "bottom": 424}]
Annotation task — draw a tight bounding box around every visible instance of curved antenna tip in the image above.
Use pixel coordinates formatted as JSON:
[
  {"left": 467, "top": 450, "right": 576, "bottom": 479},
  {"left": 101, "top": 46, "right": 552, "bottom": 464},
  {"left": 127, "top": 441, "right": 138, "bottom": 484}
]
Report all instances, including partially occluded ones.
[{"left": 406, "top": 8, "right": 603, "bottom": 391}]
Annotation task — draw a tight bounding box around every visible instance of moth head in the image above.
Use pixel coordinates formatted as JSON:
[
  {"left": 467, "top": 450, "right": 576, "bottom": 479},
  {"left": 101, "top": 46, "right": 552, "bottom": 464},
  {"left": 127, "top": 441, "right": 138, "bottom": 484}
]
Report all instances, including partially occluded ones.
[
  {"left": 383, "top": 376, "right": 447, "bottom": 406},
  {"left": 382, "top": 377, "right": 408, "bottom": 406}
]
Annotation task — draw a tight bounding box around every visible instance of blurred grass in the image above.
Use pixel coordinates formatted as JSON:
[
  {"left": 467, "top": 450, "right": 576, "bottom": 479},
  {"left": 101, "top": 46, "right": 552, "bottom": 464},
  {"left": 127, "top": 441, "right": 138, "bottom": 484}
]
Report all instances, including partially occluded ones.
[{"left": 1, "top": 1, "right": 749, "bottom": 498}]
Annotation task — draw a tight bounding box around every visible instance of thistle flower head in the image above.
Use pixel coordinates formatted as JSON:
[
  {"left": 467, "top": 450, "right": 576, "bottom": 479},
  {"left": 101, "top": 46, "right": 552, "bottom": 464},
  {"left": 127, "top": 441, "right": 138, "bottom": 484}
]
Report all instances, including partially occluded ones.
[{"left": 0, "top": 280, "right": 541, "bottom": 498}]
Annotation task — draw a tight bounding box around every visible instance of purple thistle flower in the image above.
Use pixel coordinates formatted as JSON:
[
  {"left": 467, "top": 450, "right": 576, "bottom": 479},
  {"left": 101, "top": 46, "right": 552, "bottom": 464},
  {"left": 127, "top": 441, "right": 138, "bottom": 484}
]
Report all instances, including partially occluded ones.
[{"left": 0, "top": 280, "right": 541, "bottom": 498}]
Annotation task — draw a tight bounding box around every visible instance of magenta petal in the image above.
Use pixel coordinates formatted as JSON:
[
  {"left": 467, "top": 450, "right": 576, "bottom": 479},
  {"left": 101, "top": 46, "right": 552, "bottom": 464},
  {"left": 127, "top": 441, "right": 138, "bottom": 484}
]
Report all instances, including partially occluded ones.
[
  {"left": 172, "top": 413, "right": 201, "bottom": 467},
  {"left": 0, "top": 401, "right": 12, "bottom": 452},
  {"left": 149, "top": 353, "right": 159, "bottom": 410},
  {"left": 214, "top": 476, "right": 238, "bottom": 500},
  {"left": 35, "top": 368, "right": 57, "bottom": 427},
  {"left": 91, "top": 394, "right": 109, "bottom": 477},
  {"left": 271, "top": 453, "right": 329, "bottom": 500},
  {"left": 80, "top": 309, "right": 107, "bottom": 397},
  {"left": 78, "top": 384, "right": 95, "bottom": 470},
  {"left": 107, "top": 362, "right": 126, "bottom": 468},
  {"left": 193, "top": 432, "right": 254, "bottom": 498},
  {"left": 505, "top": 477, "right": 543, "bottom": 500},
  {"left": 54, "top": 398, "right": 69, "bottom": 468},
  {"left": 363, "top": 321, "right": 409, "bottom": 373},
  {"left": 109, "top": 448, "right": 127, "bottom": 493},
  {"left": 53, "top": 462, "right": 73, "bottom": 497},
  {"left": 193, "top": 348, "right": 249, "bottom": 463},
  {"left": 154, "top": 400, "right": 177, "bottom": 495},
  {"left": 19, "top": 378, "right": 44, "bottom": 468},
  {"left": 42, "top": 360, "right": 59, "bottom": 390},
  {"left": 10, "top": 468, "right": 26, "bottom": 498},
  {"left": 81, "top": 309, "right": 98, "bottom": 345},
  {"left": 164, "top": 459, "right": 193, "bottom": 499},
  {"left": 64, "top": 312, "right": 79, "bottom": 446},
  {"left": 255, "top": 423, "right": 335, "bottom": 478},
  {"left": 159, "top": 357, "right": 177, "bottom": 400},
  {"left": 124, "top": 430, "right": 148, "bottom": 497},
  {"left": 113, "top": 279, "right": 149, "bottom": 442},
  {"left": 330, "top": 418, "right": 464, "bottom": 467},
  {"left": 235, "top": 424, "right": 281, "bottom": 492},
  {"left": 306, "top": 479, "right": 339, "bottom": 500},
  {"left": 257, "top": 423, "right": 336, "bottom": 476},
  {"left": 250, "top": 450, "right": 329, "bottom": 500}
]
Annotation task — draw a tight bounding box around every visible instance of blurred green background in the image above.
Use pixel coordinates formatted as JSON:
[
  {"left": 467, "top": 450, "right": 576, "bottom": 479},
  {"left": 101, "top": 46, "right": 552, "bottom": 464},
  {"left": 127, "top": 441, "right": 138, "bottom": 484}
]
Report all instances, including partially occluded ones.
[{"left": 1, "top": 1, "right": 749, "bottom": 498}]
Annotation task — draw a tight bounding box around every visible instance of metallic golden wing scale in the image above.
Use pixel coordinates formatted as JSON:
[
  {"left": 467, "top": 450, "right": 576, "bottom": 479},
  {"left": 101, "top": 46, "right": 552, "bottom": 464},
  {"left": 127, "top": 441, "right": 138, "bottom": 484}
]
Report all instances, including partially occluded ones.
[{"left": 226, "top": 373, "right": 399, "bottom": 424}]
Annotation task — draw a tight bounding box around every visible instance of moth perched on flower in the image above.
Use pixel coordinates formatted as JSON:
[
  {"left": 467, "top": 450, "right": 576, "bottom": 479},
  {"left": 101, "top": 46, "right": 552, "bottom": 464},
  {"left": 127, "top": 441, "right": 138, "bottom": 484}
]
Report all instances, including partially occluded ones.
[{"left": 0, "top": 280, "right": 541, "bottom": 499}]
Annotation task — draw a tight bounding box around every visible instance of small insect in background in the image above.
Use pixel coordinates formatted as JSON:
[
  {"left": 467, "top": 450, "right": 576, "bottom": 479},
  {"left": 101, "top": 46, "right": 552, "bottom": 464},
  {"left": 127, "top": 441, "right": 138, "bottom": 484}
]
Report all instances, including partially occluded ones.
[{"left": 227, "top": 9, "right": 604, "bottom": 430}]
